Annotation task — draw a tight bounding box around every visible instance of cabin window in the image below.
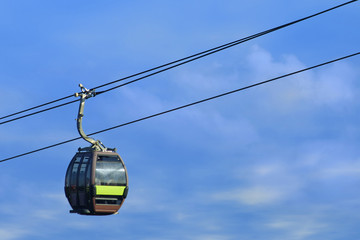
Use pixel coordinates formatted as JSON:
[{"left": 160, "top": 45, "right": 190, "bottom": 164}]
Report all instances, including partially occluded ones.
[
  {"left": 70, "top": 156, "right": 82, "bottom": 186},
  {"left": 78, "top": 155, "right": 90, "bottom": 188},
  {"left": 85, "top": 157, "right": 91, "bottom": 187},
  {"left": 95, "top": 156, "right": 126, "bottom": 186}
]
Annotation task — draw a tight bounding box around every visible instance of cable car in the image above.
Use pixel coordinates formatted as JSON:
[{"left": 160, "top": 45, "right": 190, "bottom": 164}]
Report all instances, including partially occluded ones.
[
  {"left": 65, "top": 148, "right": 128, "bottom": 215},
  {"left": 64, "top": 84, "right": 128, "bottom": 215}
]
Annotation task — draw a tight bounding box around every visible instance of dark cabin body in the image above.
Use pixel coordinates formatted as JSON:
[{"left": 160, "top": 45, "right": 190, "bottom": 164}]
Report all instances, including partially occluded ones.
[{"left": 65, "top": 149, "right": 128, "bottom": 215}]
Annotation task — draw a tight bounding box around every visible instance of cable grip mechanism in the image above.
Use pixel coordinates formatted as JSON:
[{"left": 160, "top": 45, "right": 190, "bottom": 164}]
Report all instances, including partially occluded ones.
[{"left": 74, "top": 84, "right": 96, "bottom": 99}]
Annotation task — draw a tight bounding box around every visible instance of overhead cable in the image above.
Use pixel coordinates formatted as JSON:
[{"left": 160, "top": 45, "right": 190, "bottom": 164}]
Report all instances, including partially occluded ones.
[
  {"left": 1, "top": 51, "right": 358, "bottom": 163},
  {"left": 0, "top": 0, "right": 357, "bottom": 126}
]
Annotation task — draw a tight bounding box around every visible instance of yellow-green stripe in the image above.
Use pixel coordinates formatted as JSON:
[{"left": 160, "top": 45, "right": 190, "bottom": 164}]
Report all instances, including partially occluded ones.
[{"left": 96, "top": 186, "right": 126, "bottom": 196}]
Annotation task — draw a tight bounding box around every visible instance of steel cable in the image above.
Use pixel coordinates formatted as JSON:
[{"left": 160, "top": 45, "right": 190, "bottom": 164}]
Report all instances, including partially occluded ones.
[
  {"left": 0, "top": 0, "right": 357, "bottom": 125},
  {"left": 1, "top": 51, "right": 358, "bottom": 163}
]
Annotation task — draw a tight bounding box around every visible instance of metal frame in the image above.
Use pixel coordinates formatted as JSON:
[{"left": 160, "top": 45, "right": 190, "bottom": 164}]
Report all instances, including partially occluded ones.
[{"left": 75, "top": 84, "right": 106, "bottom": 152}]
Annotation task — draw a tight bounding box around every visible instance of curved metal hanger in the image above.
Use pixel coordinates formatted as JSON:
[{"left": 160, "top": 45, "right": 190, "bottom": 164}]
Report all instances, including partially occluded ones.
[{"left": 74, "top": 84, "right": 106, "bottom": 152}]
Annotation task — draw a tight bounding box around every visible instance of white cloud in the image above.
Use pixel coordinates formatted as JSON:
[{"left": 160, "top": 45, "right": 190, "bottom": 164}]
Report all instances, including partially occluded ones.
[
  {"left": 0, "top": 227, "right": 30, "bottom": 240},
  {"left": 247, "top": 45, "right": 301, "bottom": 79},
  {"left": 313, "top": 63, "right": 356, "bottom": 105},
  {"left": 213, "top": 186, "right": 284, "bottom": 206},
  {"left": 317, "top": 161, "right": 360, "bottom": 179},
  {"left": 212, "top": 161, "right": 307, "bottom": 206},
  {"left": 266, "top": 215, "right": 328, "bottom": 240},
  {"left": 246, "top": 45, "right": 358, "bottom": 113}
]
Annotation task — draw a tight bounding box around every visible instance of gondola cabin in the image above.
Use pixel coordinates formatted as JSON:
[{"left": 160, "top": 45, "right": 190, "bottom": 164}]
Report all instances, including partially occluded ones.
[{"left": 65, "top": 148, "right": 128, "bottom": 215}]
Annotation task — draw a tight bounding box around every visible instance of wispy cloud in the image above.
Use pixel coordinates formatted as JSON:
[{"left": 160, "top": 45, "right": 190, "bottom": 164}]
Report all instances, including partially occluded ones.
[
  {"left": 266, "top": 214, "right": 328, "bottom": 240},
  {"left": 0, "top": 227, "right": 30, "bottom": 240},
  {"left": 246, "top": 45, "right": 358, "bottom": 113},
  {"left": 213, "top": 186, "right": 284, "bottom": 206},
  {"left": 211, "top": 162, "right": 304, "bottom": 206}
]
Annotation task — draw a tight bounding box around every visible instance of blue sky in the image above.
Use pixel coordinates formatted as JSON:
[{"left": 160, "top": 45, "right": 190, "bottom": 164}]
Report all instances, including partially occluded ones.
[{"left": 0, "top": 0, "right": 359, "bottom": 239}]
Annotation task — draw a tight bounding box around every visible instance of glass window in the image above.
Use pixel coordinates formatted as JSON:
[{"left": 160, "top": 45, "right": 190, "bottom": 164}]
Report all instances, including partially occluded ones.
[
  {"left": 70, "top": 156, "right": 82, "bottom": 186},
  {"left": 65, "top": 161, "right": 72, "bottom": 187},
  {"left": 78, "top": 156, "right": 90, "bottom": 188},
  {"left": 82, "top": 155, "right": 89, "bottom": 163},
  {"left": 95, "top": 155, "right": 126, "bottom": 186},
  {"left": 71, "top": 163, "right": 79, "bottom": 186},
  {"left": 75, "top": 156, "right": 82, "bottom": 163},
  {"left": 86, "top": 159, "right": 91, "bottom": 187}
]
